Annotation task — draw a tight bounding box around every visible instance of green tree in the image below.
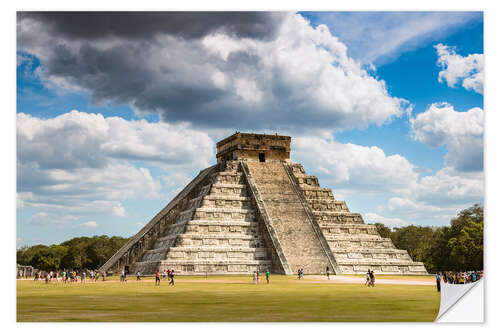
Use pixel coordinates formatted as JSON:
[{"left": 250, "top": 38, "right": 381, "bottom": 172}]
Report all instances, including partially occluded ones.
[{"left": 374, "top": 223, "right": 391, "bottom": 238}]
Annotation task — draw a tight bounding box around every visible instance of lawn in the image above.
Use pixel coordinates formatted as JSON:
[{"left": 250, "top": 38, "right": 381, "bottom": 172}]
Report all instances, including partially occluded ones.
[{"left": 17, "top": 275, "right": 440, "bottom": 322}]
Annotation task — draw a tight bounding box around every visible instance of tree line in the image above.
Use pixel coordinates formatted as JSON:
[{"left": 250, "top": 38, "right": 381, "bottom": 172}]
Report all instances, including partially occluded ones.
[
  {"left": 16, "top": 235, "right": 129, "bottom": 271},
  {"left": 373, "top": 204, "right": 483, "bottom": 272}
]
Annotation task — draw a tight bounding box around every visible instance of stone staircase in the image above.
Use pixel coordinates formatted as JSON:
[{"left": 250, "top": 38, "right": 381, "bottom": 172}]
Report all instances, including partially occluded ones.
[
  {"left": 290, "top": 163, "right": 427, "bottom": 275},
  {"left": 244, "top": 161, "right": 333, "bottom": 275},
  {"left": 133, "top": 162, "right": 273, "bottom": 275}
]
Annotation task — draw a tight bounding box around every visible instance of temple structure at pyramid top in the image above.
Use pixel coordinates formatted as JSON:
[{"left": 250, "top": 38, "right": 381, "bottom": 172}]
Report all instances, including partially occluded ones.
[
  {"left": 100, "top": 132, "right": 427, "bottom": 276},
  {"left": 216, "top": 132, "right": 291, "bottom": 163}
]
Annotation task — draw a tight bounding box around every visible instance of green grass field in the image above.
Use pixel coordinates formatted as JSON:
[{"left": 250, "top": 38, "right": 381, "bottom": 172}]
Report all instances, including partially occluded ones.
[{"left": 17, "top": 275, "right": 440, "bottom": 322}]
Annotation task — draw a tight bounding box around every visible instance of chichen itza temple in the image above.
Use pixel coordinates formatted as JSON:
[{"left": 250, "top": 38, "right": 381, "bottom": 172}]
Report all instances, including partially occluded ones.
[{"left": 101, "top": 133, "right": 427, "bottom": 276}]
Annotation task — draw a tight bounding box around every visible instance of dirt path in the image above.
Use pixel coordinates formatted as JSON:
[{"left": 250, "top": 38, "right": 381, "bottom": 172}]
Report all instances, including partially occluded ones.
[{"left": 304, "top": 275, "right": 434, "bottom": 285}]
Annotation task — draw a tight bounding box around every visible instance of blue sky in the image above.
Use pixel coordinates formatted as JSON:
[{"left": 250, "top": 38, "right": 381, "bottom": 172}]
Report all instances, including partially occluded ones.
[{"left": 16, "top": 11, "right": 484, "bottom": 246}]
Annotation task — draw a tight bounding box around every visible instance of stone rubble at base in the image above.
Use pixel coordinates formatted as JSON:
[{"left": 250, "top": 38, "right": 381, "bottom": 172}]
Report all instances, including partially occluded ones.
[{"left": 100, "top": 133, "right": 427, "bottom": 276}]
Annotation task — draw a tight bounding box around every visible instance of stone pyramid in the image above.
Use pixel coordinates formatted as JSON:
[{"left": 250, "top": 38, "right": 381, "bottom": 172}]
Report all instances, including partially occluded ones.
[{"left": 100, "top": 133, "right": 427, "bottom": 275}]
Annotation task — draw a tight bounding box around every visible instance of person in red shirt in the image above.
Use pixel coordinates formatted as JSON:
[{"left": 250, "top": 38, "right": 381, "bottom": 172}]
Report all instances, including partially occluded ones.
[{"left": 155, "top": 270, "right": 160, "bottom": 286}]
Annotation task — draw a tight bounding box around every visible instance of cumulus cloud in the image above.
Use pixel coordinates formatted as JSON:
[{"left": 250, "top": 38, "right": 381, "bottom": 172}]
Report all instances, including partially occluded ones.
[
  {"left": 29, "top": 212, "right": 81, "bottom": 226},
  {"left": 80, "top": 221, "right": 98, "bottom": 228},
  {"left": 364, "top": 213, "right": 411, "bottom": 228},
  {"left": 18, "top": 12, "right": 408, "bottom": 132},
  {"left": 410, "top": 103, "right": 483, "bottom": 172},
  {"left": 435, "top": 43, "right": 484, "bottom": 94},
  {"left": 17, "top": 111, "right": 214, "bottom": 220},
  {"left": 292, "top": 135, "right": 418, "bottom": 194}
]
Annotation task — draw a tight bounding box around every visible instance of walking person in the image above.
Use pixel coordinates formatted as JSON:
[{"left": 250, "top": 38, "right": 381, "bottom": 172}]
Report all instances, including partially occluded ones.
[
  {"left": 297, "top": 269, "right": 301, "bottom": 280},
  {"left": 136, "top": 271, "right": 141, "bottom": 281},
  {"left": 369, "top": 270, "right": 375, "bottom": 287},
  {"left": 266, "top": 270, "right": 270, "bottom": 284},
  {"left": 299, "top": 268, "right": 303, "bottom": 280},
  {"left": 155, "top": 270, "right": 161, "bottom": 286},
  {"left": 326, "top": 266, "right": 330, "bottom": 280},
  {"left": 256, "top": 271, "right": 260, "bottom": 284},
  {"left": 436, "top": 272, "right": 441, "bottom": 292},
  {"left": 365, "top": 270, "right": 371, "bottom": 286},
  {"left": 169, "top": 270, "right": 175, "bottom": 286},
  {"left": 253, "top": 271, "right": 257, "bottom": 284}
]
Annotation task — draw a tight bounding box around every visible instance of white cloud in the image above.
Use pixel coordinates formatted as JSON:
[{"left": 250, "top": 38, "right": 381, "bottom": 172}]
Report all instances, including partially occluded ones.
[
  {"left": 415, "top": 167, "right": 484, "bottom": 205},
  {"left": 80, "top": 221, "right": 99, "bottom": 228},
  {"left": 17, "top": 111, "right": 214, "bottom": 219},
  {"left": 435, "top": 43, "right": 484, "bottom": 94},
  {"left": 29, "top": 212, "right": 81, "bottom": 226},
  {"left": 292, "top": 135, "right": 418, "bottom": 194},
  {"left": 410, "top": 103, "right": 483, "bottom": 172},
  {"left": 364, "top": 213, "right": 411, "bottom": 228}
]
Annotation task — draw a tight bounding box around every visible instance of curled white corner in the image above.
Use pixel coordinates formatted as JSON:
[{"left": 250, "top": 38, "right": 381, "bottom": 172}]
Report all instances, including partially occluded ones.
[{"left": 435, "top": 279, "right": 484, "bottom": 322}]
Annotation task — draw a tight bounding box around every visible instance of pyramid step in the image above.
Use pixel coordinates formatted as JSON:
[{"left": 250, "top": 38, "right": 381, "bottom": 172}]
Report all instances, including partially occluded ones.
[
  {"left": 339, "top": 263, "right": 428, "bottom": 274},
  {"left": 210, "top": 183, "right": 248, "bottom": 196},
  {"left": 313, "top": 211, "right": 365, "bottom": 224},
  {"left": 165, "top": 247, "right": 270, "bottom": 261},
  {"left": 211, "top": 171, "right": 245, "bottom": 185},
  {"left": 199, "top": 196, "right": 252, "bottom": 210},
  {"left": 336, "top": 259, "right": 418, "bottom": 265},
  {"left": 306, "top": 199, "right": 348, "bottom": 212},
  {"left": 332, "top": 248, "right": 408, "bottom": 254},
  {"left": 193, "top": 207, "right": 255, "bottom": 221},
  {"left": 300, "top": 188, "right": 335, "bottom": 199},
  {"left": 172, "top": 219, "right": 257, "bottom": 228},
  {"left": 325, "top": 234, "right": 386, "bottom": 241},
  {"left": 320, "top": 224, "right": 379, "bottom": 235},
  {"left": 333, "top": 250, "right": 412, "bottom": 261},
  {"left": 293, "top": 174, "right": 320, "bottom": 187}
]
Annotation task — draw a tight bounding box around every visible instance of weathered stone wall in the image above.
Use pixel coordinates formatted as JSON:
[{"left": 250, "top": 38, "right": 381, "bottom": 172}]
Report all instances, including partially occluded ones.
[{"left": 217, "top": 132, "right": 291, "bottom": 163}]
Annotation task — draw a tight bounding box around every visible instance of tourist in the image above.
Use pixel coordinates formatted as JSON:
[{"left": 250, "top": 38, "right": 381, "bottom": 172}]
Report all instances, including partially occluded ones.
[
  {"left": 155, "top": 270, "right": 161, "bottom": 286},
  {"left": 82, "top": 271, "right": 86, "bottom": 283},
  {"left": 436, "top": 272, "right": 441, "bottom": 292},
  {"left": 163, "top": 270, "right": 167, "bottom": 280},
  {"left": 253, "top": 271, "right": 257, "bottom": 284},
  {"left": 169, "top": 270, "right": 175, "bottom": 286},
  {"left": 297, "top": 269, "right": 301, "bottom": 279},
  {"left": 136, "top": 271, "right": 141, "bottom": 281},
  {"left": 256, "top": 271, "right": 260, "bottom": 284},
  {"left": 365, "top": 270, "right": 371, "bottom": 286},
  {"left": 266, "top": 270, "right": 270, "bottom": 284},
  {"left": 299, "top": 268, "right": 303, "bottom": 280},
  {"left": 369, "top": 270, "right": 375, "bottom": 287},
  {"left": 326, "top": 266, "right": 330, "bottom": 280}
]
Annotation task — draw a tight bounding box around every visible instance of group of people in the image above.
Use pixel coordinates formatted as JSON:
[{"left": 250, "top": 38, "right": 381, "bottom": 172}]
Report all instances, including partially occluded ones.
[
  {"left": 33, "top": 269, "right": 102, "bottom": 283},
  {"left": 436, "top": 270, "right": 483, "bottom": 288},
  {"left": 252, "top": 270, "right": 271, "bottom": 284},
  {"left": 297, "top": 268, "right": 304, "bottom": 279},
  {"left": 155, "top": 269, "right": 175, "bottom": 286},
  {"left": 365, "top": 269, "right": 376, "bottom": 287}
]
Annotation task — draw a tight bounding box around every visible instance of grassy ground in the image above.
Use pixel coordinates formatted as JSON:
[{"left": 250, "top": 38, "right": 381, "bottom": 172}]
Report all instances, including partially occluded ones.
[{"left": 17, "top": 275, "right": 440, "bottom": 322}]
